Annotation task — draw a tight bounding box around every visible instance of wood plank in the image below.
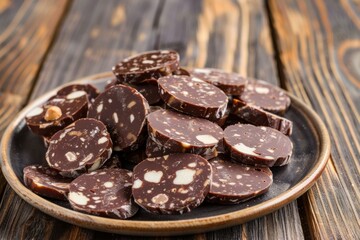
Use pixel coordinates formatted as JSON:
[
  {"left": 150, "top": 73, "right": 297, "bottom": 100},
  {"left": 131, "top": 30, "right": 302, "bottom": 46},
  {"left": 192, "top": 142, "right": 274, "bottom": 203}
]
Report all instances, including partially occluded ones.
[
  {"left": 1, "top": 0, "right": 304, "bottom": 239},
  {"left": 269, "top": 0, "right": 360, "bottom": 239},
  {"left": 0, "top": 0, "right": 69, "bottom": 196},
  {"left": 30, "top": 0, "right": 162, "bottom": 98}
]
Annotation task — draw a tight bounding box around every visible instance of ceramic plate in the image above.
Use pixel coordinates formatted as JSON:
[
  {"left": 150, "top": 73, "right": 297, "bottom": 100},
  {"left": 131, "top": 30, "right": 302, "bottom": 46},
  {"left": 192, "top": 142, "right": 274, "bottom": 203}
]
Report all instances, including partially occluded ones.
[{"left": 0, "top": 72, "right": 330, "bottom": 236}]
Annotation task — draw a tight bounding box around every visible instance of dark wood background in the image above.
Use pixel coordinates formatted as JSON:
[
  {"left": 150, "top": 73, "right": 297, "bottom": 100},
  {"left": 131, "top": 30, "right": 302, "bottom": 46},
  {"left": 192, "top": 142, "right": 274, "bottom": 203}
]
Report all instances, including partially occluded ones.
[{"left": 0, "top": 0, "right": 359, "bottom": 239}]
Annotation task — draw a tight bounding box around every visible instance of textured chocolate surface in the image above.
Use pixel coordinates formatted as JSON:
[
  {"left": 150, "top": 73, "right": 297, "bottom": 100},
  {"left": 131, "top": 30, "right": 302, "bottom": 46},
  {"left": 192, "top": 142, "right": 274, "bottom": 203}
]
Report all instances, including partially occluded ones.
[
  {"left": 232, "top": 98, "right": 293, "bottom": 135},
  {"left": 112, "top": 50, "right": 179, "bottom": 84},
  {"left": 147, "top": 109, "right": 223, "bottom": 151},
  {"left": 68, "top": 168, "right": 138, "bottom": 219},
  {"left": 23, "top": 165, "right": 72, "bottom": 200},
  {"left": 46, "top": 118, "right": 112, "bottom": 177},
  {"left": 224, "top": 124, "right": 293, "bottom": 167},
  {"left": 190, "top": 68, "right": 247, "bottom": 95},
  {"left": 238, "top": 79, "right": 291, "bottom": 115},
  {"left": 132, "top": 154, "right": 212, "bottom": 214},
  {"left": 158, "top": 75, "right": 228, "bottom": 121},
  {"left": 207, "top": 157, "right": 273, "bottom": 204},
  {"left": 88, "top": 85, "right": 149, "bottom": 151},
  {"left": 25, "top": 91, "right": 88, "bottom": 138}
]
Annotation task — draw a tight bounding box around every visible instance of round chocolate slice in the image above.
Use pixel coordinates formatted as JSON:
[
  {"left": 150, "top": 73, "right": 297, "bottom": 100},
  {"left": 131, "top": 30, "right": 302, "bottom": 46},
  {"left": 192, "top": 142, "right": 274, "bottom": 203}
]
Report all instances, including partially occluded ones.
[
  {"left": 68, "top": 168, "right": 138, "bottom": 219},
  {"left": 57, "top": 84, "right": 99, "bottom": 102},
  {"left": 23, "top": 165, "right": 72, "bottom": 200},
  {"left": 132, "top": 153, "right": 212, "bottom": 214},
  {"left": 145, "top": 137, "right": 217, "bottom": 160},
  {"left": 158, "top": 75, "right": 228, "bottom": 121},
  {"left": 88, "top": 85, "right": 150, "bottom": 151},
  {"left": 112, "top": 50, "right": 180, "bottom": 84},
  {"left": 25, "top": 91, "right": 88, "bottom": 138},
  {"left": 46, "top": 118, "right": 113, "bottom": 177},
  {"left": 232, "top": 98, "right": 293, "bottom": 135},
  {"left": 147, "top": 109, "right": 223, "bottom": 151},
  {"left": 190, "top": 68, "right": 247, "bottom": 95},
  {"left": 207, "top": 157, "right": 273, "bottom": 204},
  {"left": 224, "top": 124, "right": 293, "bottom": 167},
  {"left": 238, "top": 79, "right": 291, "bottom": 115}
]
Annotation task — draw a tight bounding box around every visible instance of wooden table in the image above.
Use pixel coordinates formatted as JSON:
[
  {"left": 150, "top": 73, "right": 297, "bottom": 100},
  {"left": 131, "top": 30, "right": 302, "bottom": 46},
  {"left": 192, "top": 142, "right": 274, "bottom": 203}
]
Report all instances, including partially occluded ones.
[{"left": 0, "top": 0, "right": 359, "bottom": 239}]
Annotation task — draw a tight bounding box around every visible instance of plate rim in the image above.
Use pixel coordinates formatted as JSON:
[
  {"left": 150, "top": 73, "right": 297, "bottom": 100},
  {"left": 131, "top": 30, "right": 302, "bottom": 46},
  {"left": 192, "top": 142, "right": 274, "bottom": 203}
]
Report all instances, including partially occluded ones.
[{"left": 0, "top": 72, "right": 331, "bottom": 236}]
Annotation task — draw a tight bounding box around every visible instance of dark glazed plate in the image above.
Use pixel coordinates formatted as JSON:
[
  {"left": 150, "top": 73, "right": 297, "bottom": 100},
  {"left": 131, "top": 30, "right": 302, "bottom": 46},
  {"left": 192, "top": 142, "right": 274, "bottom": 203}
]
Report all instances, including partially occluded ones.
[{"left": 0, "top": 72, "right": 330, "bottom": 236}]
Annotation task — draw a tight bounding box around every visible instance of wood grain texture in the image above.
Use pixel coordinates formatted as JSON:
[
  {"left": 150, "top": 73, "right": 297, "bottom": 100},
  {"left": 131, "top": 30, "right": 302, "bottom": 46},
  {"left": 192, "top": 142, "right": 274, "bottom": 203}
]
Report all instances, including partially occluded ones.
[
  {"left": 1, "top": 0, "right": 305, "bottom": 239},
  {"left": 269, "top": 0, "right": 360, "bottom": 239},
  {"left": 30, "top": 0, "right": 162, "bottom": 98},
  {"left": 0, "top": 0, "right": 69, "bottom": 197},
  {"left": 0, "top": 0, "right": 69, "bottom": 131}
]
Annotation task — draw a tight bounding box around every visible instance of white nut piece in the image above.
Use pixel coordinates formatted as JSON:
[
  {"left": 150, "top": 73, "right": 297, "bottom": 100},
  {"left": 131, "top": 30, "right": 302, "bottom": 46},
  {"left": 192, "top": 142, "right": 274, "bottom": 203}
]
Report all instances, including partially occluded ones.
[
  {"left": 195, "top": 134, "right": 218, "bottom": 145},
  {"left": 103, "top": 181, "right": 114, "bottom": 188},
  {"left": 113, "top": 112, "right": 119, "bottom": 123},
  {"left": 98, "top": 137, "right": 108, "bottom": 144},
  {"left": 44, "top": 106, "right": 62, "bottom": 121},
  {"left": 144, "top": 170, "right": 163, "bottom": 183},
  {"left": 255, "top": 87, "right": 270, "bottom": 94},
  {"left": 127, "top": 101, "right": 136, "bottom": 108},
  {"left": 173, "top": 168, "right": 196, "bottom": 185},
  {"left": 234, "top": 143, "right": 259, "bottom": 156},
  {"left": 151, "top": 193, "right": 169, "bottom": 204},
  {"left": 66, "top": 90, "right": 87, "bottom": 99},
  {"left": 65, "top": 151, "right": 77, "bottom": 162},
  {"left": 132, "top": 179, "right": 143, "bottom": 189},
  {"left": 68, "top": 192, "right": 90, "bottom": 205}
]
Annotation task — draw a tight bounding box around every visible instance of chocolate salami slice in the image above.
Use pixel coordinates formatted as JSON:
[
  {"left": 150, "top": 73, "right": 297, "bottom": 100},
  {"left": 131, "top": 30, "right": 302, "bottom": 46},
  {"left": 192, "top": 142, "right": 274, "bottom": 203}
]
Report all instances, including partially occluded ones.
[
  {"left": 88, "top": 85, "right": 150, "bottom": 151},
  {"left": 190, "top": 68, "right": 247, "bottom": 95},
  {"left": 158, "top": 75, "right": 228, "bottom": 121},
  {"left": 132, "top": 153, "right": 212, "bottom": 214},
  {"left": 46, "top": 118, "right": 113, "bottom": 177},
  {"left": 23, "top": 165, "right": 72, "bottom": 200},
  {"left": 25, "top": 91, "right": 88, "bottom": 138},
  {"left": 224, "top": 124, "right": 293, "bottom": 167},
  {"left": 232, "top": 98, "right": 293, "bottom": 135},
  {"left": 145, "top": 137, "right": 217, "bottom": 159},
  {"left": 112, "top": 50, "right": 180, "bottom": 84},
  {"left": 147, "top": 109, "right": 223, "bottom": 152},
  {"left": 68, "top": 168, "right": 138, "bottom": 219},
  {"left": 238, "top": 79, "right": 291, "bottom": 115},
  {"left": 57, "top": 84, "right": 99, "bottom": 102},
  {"left": 207, "top": 157, "right": 273, "bottom": 204}
]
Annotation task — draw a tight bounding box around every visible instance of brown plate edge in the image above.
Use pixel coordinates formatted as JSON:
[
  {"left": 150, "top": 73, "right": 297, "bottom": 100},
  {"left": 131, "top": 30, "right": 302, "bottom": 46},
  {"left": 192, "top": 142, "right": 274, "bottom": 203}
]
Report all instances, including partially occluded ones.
[{"left": 0, "top": 72, "right": 331, "bottom": 236}]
